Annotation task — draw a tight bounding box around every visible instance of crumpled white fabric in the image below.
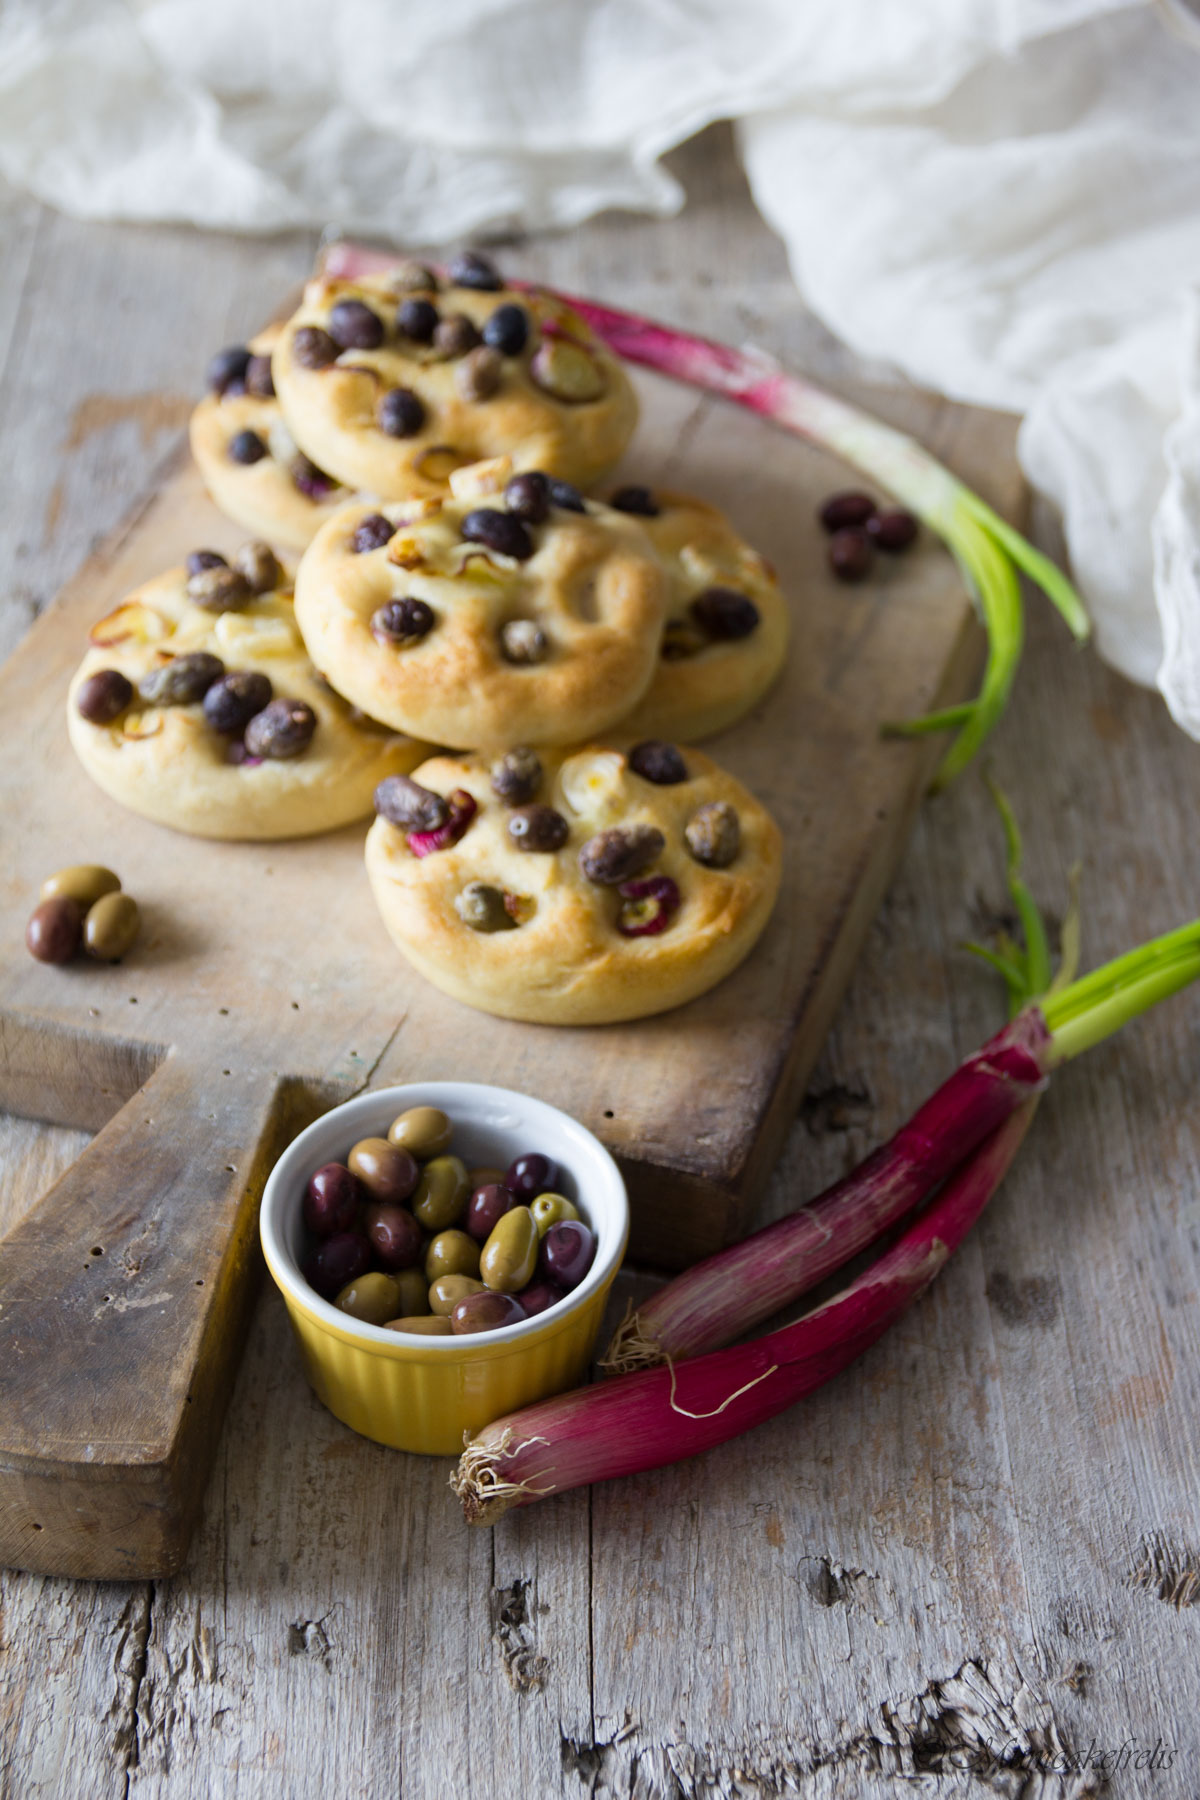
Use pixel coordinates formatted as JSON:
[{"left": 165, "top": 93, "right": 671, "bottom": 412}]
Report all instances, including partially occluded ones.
[{"left": 3, "top": 0, "right": 1200, "bottom": 730}]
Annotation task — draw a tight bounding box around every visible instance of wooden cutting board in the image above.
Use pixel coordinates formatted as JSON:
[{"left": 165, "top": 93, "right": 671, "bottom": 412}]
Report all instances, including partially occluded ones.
[{"left": 0, "top": 345, "right": 1021, "bottom": 1579}]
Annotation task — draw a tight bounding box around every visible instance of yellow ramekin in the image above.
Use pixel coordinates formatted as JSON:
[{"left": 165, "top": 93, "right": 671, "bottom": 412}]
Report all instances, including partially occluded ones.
[{"left": 260, "top": 1080, "right": 629, "bottom": 1455}]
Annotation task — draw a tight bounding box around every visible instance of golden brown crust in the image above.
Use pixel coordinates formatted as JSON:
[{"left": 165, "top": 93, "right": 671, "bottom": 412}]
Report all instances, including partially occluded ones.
[
  {"left": 272, "top": 275, "right": 638, "bottom": 501},
  {"left": 364, "top": 740, "right": 782, "bottom": 1025},
  {"left": 293, "top": 486, "right": 669, "bottom": 749},
  {"left": 615, "top": 491, "right": 790, "bottom": 741},
  {"left": 189, "top": 327, "right": 355, "bottom": 551},
  {"left": 68, "top": 563, "right": 430, "bottom": 840}
]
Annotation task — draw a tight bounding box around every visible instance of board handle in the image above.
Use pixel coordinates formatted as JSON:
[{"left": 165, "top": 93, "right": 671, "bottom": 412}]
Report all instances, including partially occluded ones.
[{"left": 0, "top": 1052, "right": 286, "bottom": 1579}]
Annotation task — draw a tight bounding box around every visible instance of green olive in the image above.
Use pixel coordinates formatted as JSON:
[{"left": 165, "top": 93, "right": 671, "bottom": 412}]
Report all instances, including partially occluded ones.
[
  {"left": 83, "top": 892, "right": 140, "bottom": 962},
  {"left": 412, "top": 1155, "right": 470, "bottom": 1231},
  {"left": 334, "top": 1271, "right": 402, "bottom": 1325},
  {"left": 480, "top": 1205, "right": 538, "bottom": 1293},
  {"left": 468, "top": 1165, "right": 507, "bottom": 1190},
  {"left": 40, "top": 864, "right": 121, "bottom": 909},
  {"left": 424, "top": 1229, "right": 480, "bottom": 1284},
  {"left": 392, "top": 1268, "right": 432, "bottom": 1317},
  {"left": 385, "top": 1314, "right": 453, "bottom": 1336},
  {"left": 429, "top": 1274, "right": 485, "bottom": 1317},
  {"left": 530, "top": 1193, "right": 580, "bottom": 1237},
  {"left": 387, "top": 1105, "right": 452, "bottom": 1159}
]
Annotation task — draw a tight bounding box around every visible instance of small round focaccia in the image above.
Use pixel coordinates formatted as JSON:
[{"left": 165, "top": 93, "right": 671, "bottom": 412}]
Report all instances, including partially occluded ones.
[
  {"left": 293, "top": 470, "right": 669, "bottom": 749},
  {"left": 610, "top": 488, "right": 789, "bottom": 742},
  {"left": 190, "top": 327, "right": 354, "bottom": 551},
  {"left": 364, "top": 739, "right": 782, "bottom": 1025},
  {"left": 68, "top": 546, "right": 429, "bottom": 841},
  {"left": 272, "top": 259, "right": 637, "bottom": 502}
]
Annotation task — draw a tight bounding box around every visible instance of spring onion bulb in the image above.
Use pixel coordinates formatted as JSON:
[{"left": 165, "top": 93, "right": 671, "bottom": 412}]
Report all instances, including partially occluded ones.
[{"left": 453, "top": 1101, "right": 1036, "bottom": 1524}]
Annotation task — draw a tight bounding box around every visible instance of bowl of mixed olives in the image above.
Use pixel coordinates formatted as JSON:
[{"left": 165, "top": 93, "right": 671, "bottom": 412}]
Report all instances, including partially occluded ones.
[{"left": 260, "top": 1082, "right": 629, "bottom": 1455}]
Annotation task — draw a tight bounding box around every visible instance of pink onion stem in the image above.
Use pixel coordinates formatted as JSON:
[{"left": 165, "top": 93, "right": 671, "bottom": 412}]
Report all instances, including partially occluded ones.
[{"left": 453, "top": 1102, "right": 1035, "bottom": 1524}]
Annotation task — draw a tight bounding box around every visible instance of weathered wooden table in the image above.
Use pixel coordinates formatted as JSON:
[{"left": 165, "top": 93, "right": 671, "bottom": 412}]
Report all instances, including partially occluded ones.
[{"left": 2, "top": 129, "right": 1197, "bottom": 1799}]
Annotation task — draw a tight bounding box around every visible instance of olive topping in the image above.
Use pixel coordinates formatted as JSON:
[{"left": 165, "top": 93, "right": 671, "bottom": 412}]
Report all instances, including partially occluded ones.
[
  {"left": 504, "top": 470, "right": 550, "bottom": 523},
  {"left": 203, "top": 670, "right": 273, "bottom": 734},
  {"left": 609, "top": 485, "right": 658, "bottom": 516},
  {"left": 461, "top": 508, "right": 533, "bottom": 561},
  {"left": 448, "top": 249, "right": 503, "bottom": 291},
  {"left": 499, "top": 619, "right": 547, "bottom": 665},
  {"left": 186, "top": 549, "right": 227, "bottom": 577},
  {"left": 206, "top": 344, "right": 252, "bottom": 396},
  {"left": 455, "top": 881, "right": 518, "bottom": 933},
  {"left": 547, "top": 478, "right": 585, "bottom": 512},
  {"left": 819, "top": 490, "right": 875, "bottom": 533},
  {"left": 629, "top": 740, "right": 688, "bottom": 785},
  {"left": 292, "top": 325, "right": 340, "bottom": 369},
  {"left": 407, "top": 790, "right": 477, "bottom": 857},
  {"left": 661, "top": 618, "right": 705, "bottom": 660},
  {"left": 187, "top": 564, "right": 253, "bottom": 613},
  {"left": 690, "top": 586, "right": 760, "bottom": 640},
  {"left": 529, "top": 339, "right": 605, "bottom": 404},
  {"left": 329, "top": 298, "right": 384, "bottom": 350},
  {"left": 243, "top": 698, "right": 317, "bottom": 760},
  {"left": 827, "top": 530, "right": 873, "bottom": 583},
  {"left": 228, "top": 428, "right": 268, "bottom": 465},
  {"left": 378, "top": 386, "right": 426, "bottom": 438},
  {"left": 371, "top": 597, "right": 435, "bottom": 646},
  {"left": 232, "top": 541, "right": 281, "bottom": 594},
  {"left": 75, "top": 669, "right": 133, "bottom": 724},
  {"left": 482, "top": 303, "right": 529, "bottom": 357},
  {"left": 507, "top": 805, "right": 568, "bottom": 854},
  {"left": 866, "top": 508, "right": 919, "bottom": 552},
  {"left": 244, "top": 353, "right": 275, "bottom": 398},
  {"left": 578, "top": 824, "right": 665, "bottom": 885},
  {"left": 26, "top": 896, "right": 83, "bottom": 965},
  {"left": 83, "top": 892, "right": 140, "bottom": 962},
  {"left": 432, "top": 313, "right": 480, "bottom": 360},
  {"left": 352, "top": 512, "right": 395, "bottom": 554},
  {"left": 397, "top": 296, "right": 439, "bottom": 343},
  {"left": 292, "top": 453, "right": 336, "bottom": 500},
  {"left": 137, "top": 652, "right": 225, "bottom": 707},
  {"left": 391, "top": 260, "right": 439, "bottom": 293},
  {"left": 490, "top": 745, "right": 542, "bottom": 804},
  {"left": 374, "top": 773, "right": 448, "bottom": 833},
  {"left": 456, "top": 346, "right": 502, "bottom": 401},
  {"left": 685, "top": 800, "right": 740, "bottom": 867}
]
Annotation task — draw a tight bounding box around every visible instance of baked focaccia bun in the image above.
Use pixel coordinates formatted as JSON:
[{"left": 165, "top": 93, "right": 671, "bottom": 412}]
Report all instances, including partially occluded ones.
[
  {"left": 292, "top": 461, "right": 669, "bottom": 749},
  {"left": 67, "top": 543, "right": 430, "bottom": 840},
  {"left": 605, "top": 486, "right": 789, "bottom": 741},
  {"left": 271, "top": 252, "right": 637, "bottom": 502},
  {"left": 189, "top": 327, "right": 353, "bottom": 550},
  {"left": 364, "top": 738, "right": 782, "bottom": 1025}
]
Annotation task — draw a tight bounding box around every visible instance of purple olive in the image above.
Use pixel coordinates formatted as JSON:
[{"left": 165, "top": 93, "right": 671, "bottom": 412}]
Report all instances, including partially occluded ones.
[
  {"left": 365, "top": 1203, "right": 424, "bottom": 1271},
  {"left": 818, "top": 490, "right": 876, "bottom": 533},
  {"left": 827, "top": 529, "right": 874, "bottom": 583},
  {"left": 538, "top": 1220, "right": 596, "bottom": 1291},
  {"left": 303, "top": 1162, "right": 361, "bottom": 1237},
  {"left": 449, "top": 1290, "right": 527, "bottom": 1334},
  {"left": 302, "top": 1230, "right": 371, "bottom": 1298},
  {"left": 866, "top": 508, "right": 919, "bottom": 552},
  {"left": 515, "top": 1280, "right": 565, "bottom": 1318},
  {"left": 26, "top": 896, "right": 83, "bottom": 965},
  {"left": 506, "top": 1152, "right": 558, "bottom": 1199},
  {"left": 465, "top": 1181, "right": 517, "bottom": 1243}
]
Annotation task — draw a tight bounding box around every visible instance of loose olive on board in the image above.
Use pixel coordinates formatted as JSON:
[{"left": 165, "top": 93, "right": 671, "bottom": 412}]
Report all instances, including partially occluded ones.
[
  {"left": 386, "top": 1315, "right": 453, "bottom": 1336},
  {"left": 429, "top": 1274, "right": 485, "bottom": 1316},
  {"left": 40, "top": 864, "right": 121, "bottom": 909},
  {"left": 348, "top": 1137, "right": 419, "bottom": 1203},
  {"left": 412, "top": 1155, "right": 470, "bottom": 1231},
  {"left": 424, "top": 1228, "right": 481, "bottom": 1285},
  {"left": 334, "top": 1271, "right": 403, "bottom": 1325},
  {"left": 387, "top": 1105, "right": 452, "bottom": 1159},
  {"left": 26, "top": 897, "right": 83, "bottom": 965},
  {"left": 530, "top": 1193, "right": 580, "bottom": 1236},
  {"left": 480, "top": 1205, "right": 539, "bottom": 1293},
  {"left": 83, "top": 892, "right": 141, "bottom": 962}
]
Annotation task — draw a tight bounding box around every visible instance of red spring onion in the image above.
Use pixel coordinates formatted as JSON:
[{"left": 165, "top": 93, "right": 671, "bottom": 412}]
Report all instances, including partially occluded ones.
[
  {"left": 320, "top": 240, "right": 1090, "bottom": 789},
  {"left": 607, "top": 915, "right": 1200, "bottom": 1372},
  {"left": 452, "top": 1101, "right": 1036, "bottom": 1524}
]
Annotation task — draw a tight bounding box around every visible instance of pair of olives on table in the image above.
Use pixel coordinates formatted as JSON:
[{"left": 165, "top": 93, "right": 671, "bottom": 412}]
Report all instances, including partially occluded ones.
[
  {"left": 299, "top": 1104, "right": 597, "bottom": 1336},
  {"left": 26, "top": 864, "right": 141, "bottom": 965}
]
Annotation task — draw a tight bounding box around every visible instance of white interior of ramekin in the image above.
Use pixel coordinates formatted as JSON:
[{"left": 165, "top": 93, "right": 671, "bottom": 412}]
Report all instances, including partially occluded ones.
[{"left": 261, "top": 1080, "right": 629, "bottom": 1349}]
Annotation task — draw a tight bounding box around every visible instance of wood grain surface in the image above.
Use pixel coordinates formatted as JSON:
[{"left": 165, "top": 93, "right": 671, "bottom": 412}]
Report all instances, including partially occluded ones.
[{"left": 1, "top": 128, "right": 1198, "bottom": 1797}]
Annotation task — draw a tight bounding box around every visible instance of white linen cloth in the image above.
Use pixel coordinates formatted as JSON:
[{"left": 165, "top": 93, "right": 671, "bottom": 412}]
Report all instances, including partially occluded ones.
[{"left": 2, "top": 0, "right": 1199, "bottom": 731}]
